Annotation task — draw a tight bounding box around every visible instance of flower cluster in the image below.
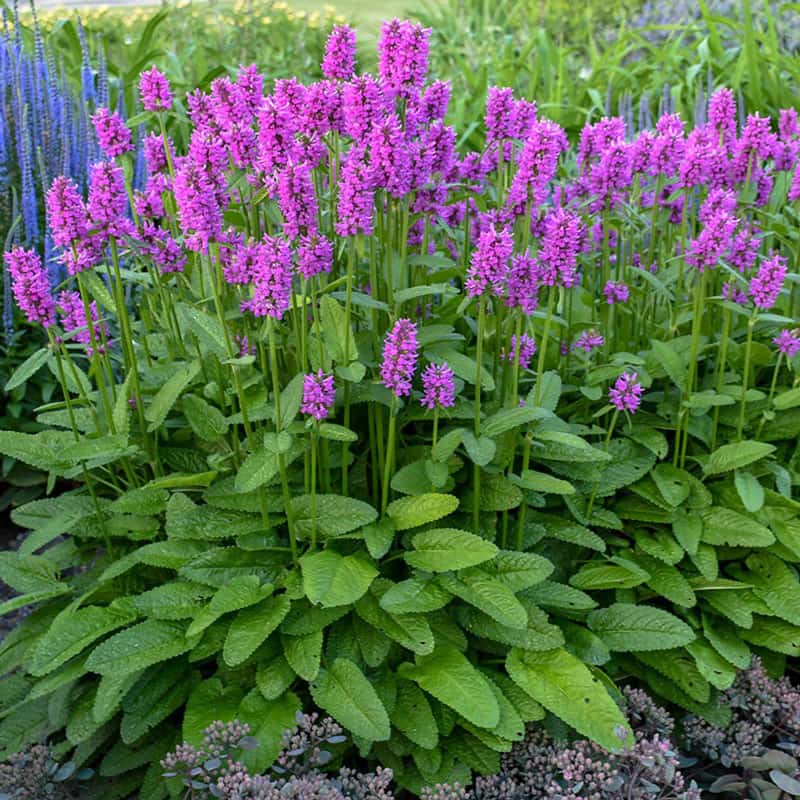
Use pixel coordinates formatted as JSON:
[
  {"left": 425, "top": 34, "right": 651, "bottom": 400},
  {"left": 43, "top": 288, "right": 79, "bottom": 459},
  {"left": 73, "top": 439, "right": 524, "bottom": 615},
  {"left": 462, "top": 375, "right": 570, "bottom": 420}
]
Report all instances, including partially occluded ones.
[
  {"left": 302, "top": 371, "right": 336, "bottom": 420},
  {"left": 609, "top": 372, "right": 644, "bottom": 413},
  {"left": 381, "top": 319, "right": 419, "bottom": 397}
]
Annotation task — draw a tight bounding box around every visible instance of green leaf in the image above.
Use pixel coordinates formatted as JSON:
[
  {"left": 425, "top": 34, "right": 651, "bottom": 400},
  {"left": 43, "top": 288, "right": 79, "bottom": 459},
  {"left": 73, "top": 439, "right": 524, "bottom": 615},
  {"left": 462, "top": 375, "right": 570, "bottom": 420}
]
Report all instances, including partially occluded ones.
[
  {"left": 482, "top": 406, "right": 539, "bottom": 438},
  {"left": 4, "top": 348, "right": 50, "bottom": 391},
  {"left": 238, "top": 690, "right": 301, "bottom": 773},
  {"left": 686, "top": 640, "right": 737, "bottom": 691},
  {"left": 318, "top": 423, "right": 358, "bottom": 442},
  {"left": 480, "top": 552, "right": 554, "bottom": 591},
  {"left": 534, "top": 430, "right": 612, "bottom": 462},
  {"left": 506, "top": 648, "right": 632, "bottom": 751},
  {"left": 223, "top": 595, "right": 291, "bottom": 667},
  {"left": 379, "top": 577, "right": 451, "bottom": 614},
  {"left": 461, "top": 432, "right": 497, "bottom": 467},
  {"left": 175, "top": 303, "right": 228, "bottom": 358},
  {"left": 120, "top": 661, "right": 189, "bottom": 744},
  {"left": 405, "top": 528, "right": 498, "bottom": 572},
  {"left": 0, "top": 552, "right": 64, "bottom": 594},
  {"left": 387, "top": 493, "right": 459, "bottom": 530},
  {"left": 393, "top": 680, "right": 438, "bottom": 749},
  {"left": 279, "top": 373, "right": 305, "bottom": 430},
  {"left": 320, "top": 296, "right": 358, "bottom": 363},
  {"left": 29, "top": 604, "right": 137, "bottom": 677},
  {"left": 234, "top": 446, "right": 279, "bottom": 493},
  {"left": 355, "top": 588, "right": 434, "bottom": 655},
  {"left": 704, "top": 441, "right": 776, "bottom": 476},
  {"left": 0, "top": 430, "right": 73, "bottom": 471},
  {"left": 282, "top": 631, "right": 323, "bottom": 680},
  {"left": 773, "top": 386, "right": 800, "bottom": 410},
  {"left": 86, "top": 620, "right": 191, "bottom": 676},
  {"left": 399, "top": 645, "right": 499, "bottom": 729},
  {"left": 700, "top": 507, "right": 775, "bottom": 547},
  {"left": 310, "top": 658, "right": 391, "bottom": 741},
  {"left": 291, "top": 494, "right": 378, "bottom": 539},
  {"left": 210, "top": 576, "right": 274, "bottom": 614},
  {"left": 438, "top": 573, "right": 527, "bottom": 629},
  {"left": 182, "top": 679, "right": 244, "bottom": 746},
  {"left": 515, "top": 470, "right": 575, "bottom": 495},
  {"left": 301, "top": 551, "right": 378, "bottom": 607},
  {"left": 182, "top": 394, "right": 228, "bottom": 441},
  {"left": 588, "top": 603, "right": 695, "bottom": 651},
  {"left": 734, "top": 470, "right": 764, "bottom": 512},
  {"left": 256, "top": 653, "right": 295, "bottom": 700},
  {"left": 133, "top": 582, "right": 212, "bottom": 620},
  {"left": 650, "top": 339, "right": 687, "bottom": 391},
  {"left": 432, "top": 428, "right": 465, "bottom": 462},
  {"left": 145, "top": 361, "right": 201, "bottom": 432},
  {"left": 180, "top": 547, "right": 283, "bottom": 587},
  {"left": 438, "top": 350, "right": 494, "bottom": 391},
  {"left": 746, "top": 553, "right": 800, "bottom": 624},
  {"left": 740, "top": 616, "right": 800, "bottom": 656},
  {"left": 457, "top": 605, "right": 564, "bottom": 652}
]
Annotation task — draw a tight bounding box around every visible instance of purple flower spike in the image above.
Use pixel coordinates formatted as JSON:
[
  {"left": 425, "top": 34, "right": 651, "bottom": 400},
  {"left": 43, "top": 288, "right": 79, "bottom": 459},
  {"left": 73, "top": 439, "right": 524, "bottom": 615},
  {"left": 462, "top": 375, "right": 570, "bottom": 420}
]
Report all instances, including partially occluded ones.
[
  {"left": 240, "top": 236, "right": 294, "bottom": 321},
  {"left": 378, "top": 19, "right": 431, "bottom": 100},
  {"left": 140, "top": 66, "right": 173, "bottom": 112},
  {"left": 302, "top": 370, "right": 336, "bottom": 420},
  {"left": 92, "top": 108, "right": 133, "bottom": 159},
  {"left": 539, "top": 207, "right": 584, "bottom": 288},
  {"left": 421, "top": 363, "right": 456, "bottom": 409},
  {"left": 574, "top": 330, "right": 604, "bottom": 353},
  {"left": 466, "top": 222, "right": 513, "bottom": 297},
  {"left": 4, "top": 248, "right": 56, "bottom": 327},
  {"left": 381, "top": 318, "right": 419, "bottom": 397},
  {"left": 297, "top": 234, "right": 334, "bottom": 281},
  {"left": 322, "top": 24, "right": 357, "bottom": 81},
  {"left": 609, "top": 372, "right": 644, "bottom": 414},
  {"left": 774, "top": 329, "right": 800, "bottom": 358},
  {"left": 58, "top": 291, "right": 109, "bottom": 357},
  {"left": 505, "top": 333, "right": 537, "bottom": 370},
  {"left": 46, "top": 176, "right": 89, "bottom": 249},
  {"left": 603, "top": 281, "right": 629, "bottom": 305},
  {"left": 749, "top": 252, "right": 787, "bottom": 310}
]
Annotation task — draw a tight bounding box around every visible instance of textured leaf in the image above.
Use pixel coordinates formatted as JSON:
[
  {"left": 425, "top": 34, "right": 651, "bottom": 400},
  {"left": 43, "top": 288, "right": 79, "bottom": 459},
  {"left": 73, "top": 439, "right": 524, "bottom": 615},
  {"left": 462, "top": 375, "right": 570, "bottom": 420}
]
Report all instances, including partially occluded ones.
[
  {"left": 30, "top": 604, "right": 137, "bottom": 677},
  {"left": 282, "top": 631, "right": 323, "bottom": 680},
  {"left": 301, "top": 551, "right": 377, "bottom": 607},
  {"left": 179, "top": 547, "right": 283, "bottom": 587},
  {"left": 405, "top": 528, "right": 498, "bottom": 572},
  {"left": 291, "top": 494, "right": 378, "bottom": 539},
  {"left": 506, "top": 648, "right": 632, "bottom": 751},
  {"left": 438, "top": 573, "right": 527, "bottom": 629},
  {"left": 482, "top": 406, "right": 539, "bottom": 438},
  {"left": 457, "top": 605, "right": 564, "bottom": 652},
  {"left": 462, "top": 432, "right": 497, "bottom": 467},
  {"left": 686, "top": 640, "right": 737, "bottom": 690},
  {"left": 515, "top": 470, "right": 575, "bottom": 495},
  {"left": 182, "top": 678, "right": 244, "bottom": 746},
  {"left": 133, "top": 582, "right": 212, "bottom": 620},
  {"left": 310, "top": 659, "right": 391, "bottom": 741},
  {"left": 120, "top": 661, "right": 189, "bottom": 744},
  {"left": 740, "top": 617, "right": 800, "bottom": 656},
  {"left": 235, "top": 446, "right": 280, "bottom": 493},
  {"left": 588, "top": 603, "right": 695, "bottom": 651},
  {"left": 702, "top": 614, "right": 752, "bottom": 668},
  {"left": 256, "top": 653, "right": 295, "bottom": 700},
  {"left": 0, "top": 552, "right": 64, "bottom": 594},
  {"left": 399, "top": 646, "right": 499, "bottom": 729},
  {"left": 704, "top": 441, "right": 775, "bottom": 476},
  {"left": 86, "top": 620, "right": 190, "bottom": 676},
  {"left": 480, "top": 551, "right": 554, "bottom": 591},
  {"left": 393, "top": 680, "right": 438, "bottom": 749},
  {"left": 182, "top": 394, "right": 228, "bottom": 441},
  {"left": 635, "top": 650, "right": 710, "bottom": 703},
  {"left": 734, "top": 470, "right": 765, "bottom": 512},
  {"left": 145, "top": 360, "right": 201, "bottom": 432},
  {"left": 210, "top": 576, "right": 274, "bottom": 614},
  {"left": 700, "top": 507, "right": 774, "bottom": 547},
  {"left": 746, "top": 553, "right": 800, "bottom": 623},
  {"left": 355, "top": 588, "right": 434, "bottom": 655},
  {"left": 237, "top": 690, "right": 301, "bottom": 772},
  {"left": 650, "top": 339, "right": 686, "bottom": 390},
  {"left": 387, "top": 494, "right": 459, "bottom": 530},
  {"left": 223, "top": 595, "right": 291, "bottom": 667},
  {"left": 379, "top": 577, "right": 452, "bottom": 614},
  {"left": 4, "top": 348, "right": 51, "bottom": 391}
]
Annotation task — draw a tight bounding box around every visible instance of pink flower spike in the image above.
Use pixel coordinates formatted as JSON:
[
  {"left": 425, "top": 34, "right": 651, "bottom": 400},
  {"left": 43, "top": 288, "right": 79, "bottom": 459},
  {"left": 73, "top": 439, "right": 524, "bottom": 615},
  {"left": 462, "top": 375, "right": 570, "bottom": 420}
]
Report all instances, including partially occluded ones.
[
  {"left": 609, "top": 372, "right": 644, "bottom": 413},
  {"left": 302, "top": 371, "right": 336, "bottom": 420},
  {"left": 421, "top": 363, "right": 456, "bottom": 409},
  {"left": 3, "top": 247, "right": 56, "bottom": 327},
  {"left": 774, "top": 329, "right": 800, "bottom": 358},
  {"left": 139, "top": 66, "right": 173, "bottom": 112},
  {"left": 381, "top": 318, "right": 419, "bottom": 398}
]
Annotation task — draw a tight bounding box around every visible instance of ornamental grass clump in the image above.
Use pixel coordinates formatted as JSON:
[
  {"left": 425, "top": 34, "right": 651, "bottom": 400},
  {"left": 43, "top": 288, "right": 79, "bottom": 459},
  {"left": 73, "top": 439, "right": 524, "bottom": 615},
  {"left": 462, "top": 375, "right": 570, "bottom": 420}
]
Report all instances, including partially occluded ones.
[{"left": 0, "top": 17, "right": 800, "bottom": 799}]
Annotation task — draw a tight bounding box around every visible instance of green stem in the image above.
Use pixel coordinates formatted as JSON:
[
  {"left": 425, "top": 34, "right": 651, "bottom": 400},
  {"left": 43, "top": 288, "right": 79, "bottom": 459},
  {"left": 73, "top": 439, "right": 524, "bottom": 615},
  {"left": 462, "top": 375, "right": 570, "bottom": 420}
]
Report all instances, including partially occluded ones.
[
  {"left": 382, "top": 396, "right": 398, "bottom": 515},
  {"left": 710, "top": 308, "right": 732, "bottom": 451},
  {"left": 756, "top": 353, "right": 783, "bottom": 439},
  {"left": 473, "top": 298, "right": 486, "bottom": 534},
  {"left": 737, "top": 315, "right": 757, "bottom": 441},
  {"left": 310, "top": 424, "right": 319, "bottom": 550},
  {"left": 586, "top": 408, "right": 620, "bottom": 521}
]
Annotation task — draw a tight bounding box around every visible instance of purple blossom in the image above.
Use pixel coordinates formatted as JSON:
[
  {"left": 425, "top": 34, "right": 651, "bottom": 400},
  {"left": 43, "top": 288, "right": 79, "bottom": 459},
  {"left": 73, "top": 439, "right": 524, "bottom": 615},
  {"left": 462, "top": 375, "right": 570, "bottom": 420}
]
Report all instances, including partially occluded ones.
[
  {"left": 341, "top": 74, "right": 385, "bottom": 140},
  {"left": 728, "top": 223, "right": 760, "bottom": 273},
  {"left": 4, "top": 247, "right": 55, "bottom": 327},
  {"left": 505, "top": 253, "right": 541, "bottom": 314},
  {"left": 790, "top": 165, "right": 800, "bottom": 201},
  {"left": 505, "top": 333, "right": 537, "bottom": 369},
  {"left": 322, "top": 25, "right": 357, "bottom": 81},
  {"left": 46, "top": 176, "right": 89, "bottom": 249},
  {"left": 135, "top": 172, "right": 170, "bottom": 219},
  {"left": 336, "top": 144, "right": 375, "bottom": 237},
  {"left": 749, "top": 252, "right": 787, "bottom": 309},
  {"left": 224, "top": 241, "right": 267, "bottom": 285},
  {"left": 143, "top": 132, "right": 172, "bottom": 174},
  {"left": 302, "top": 80, "right": 343, "bottom": 137},
  {"left": 302, "top": 370, "right": 336, "bottom": 420},
  {"left": 686, "top": 200, "right": 739, "bottom": 272},
  {"left": 609, "top": 372, "right": 644, "bottom": 413},
  {"left": 296, "top": 234, "right": 333, "bottom": 281},
  {"left": 381, "top": 318, "right": 419, "bottom": 397},
  {"left": 92, "top": 108, "right": 133, "bottom": 158},
  {"left": 277, "top": 161, "right": 319, "bottom": 240},
  {"left": 58, "top": 290, "right": 108, "bottom": 356},
  {"left": 420, "top": 362, "right": 456, "bottom": 409},
  {"left": 708, "top": 88, "right": 737, "bottom": 148},
  {"left": 466, "top": 222, "right": 513, "bottom": 297},
  {"left": 240, "top": 236, "right": 293, "bottom": 320},
  {"left": 649, "top": 113, "right": 685, "bottom": 176},
  {"left": 506, "top": 118, "right": 568, "bottom": 211},
  {"left": 486, "top": 87, "right": 517, "bottom": 146},
  {"left": 256, "top": 97, "right": 296, "bottom": 181},
  {"left": 539, "top": 207, "right": 584, "bottom": 288},
  {"left": 574, "top": 330, "right": 604, "bottom": 353},
  {"left": 578, "top": 117, "right": 626, "bottom": 167},
  {"left": 139, "top": 66, "right": 173, "bottom": 112},
  {"left": 774, "top": 329, "right": 800, "bottom": 358},
  {"left": 369, "top": 114, "right": 411, "bottom": 198},
  {"left": 722, "top": 280, "right": 748, "bottom": 305},
  {"left": 603, "top": 280, "right": 629, "bottom": 304},
  {"left": 87, "top": 161, "right": 133, "bottom": 240},
  {"left": 377, "top": 19, "right": 431, "bottom": 100},
  {"left": 140, "top": 223, "right": 186, "bottom": 274},
  {"left": 415, "top": 80, "right": 451, "bottom": 125}
]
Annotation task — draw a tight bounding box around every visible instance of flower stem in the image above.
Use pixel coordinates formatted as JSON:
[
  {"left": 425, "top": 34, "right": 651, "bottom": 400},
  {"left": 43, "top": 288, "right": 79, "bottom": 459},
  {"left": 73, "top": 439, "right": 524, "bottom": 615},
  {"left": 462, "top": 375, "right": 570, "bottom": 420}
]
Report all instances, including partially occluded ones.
[
  {"left": 473, "top": 298, "right": 486, "bottom": 534},
  {"left": 382, "top": 395, "right": 397, "bottom": 515},
  {"left": 737, "top": 314, "right": 757, "bottom": 441}
]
